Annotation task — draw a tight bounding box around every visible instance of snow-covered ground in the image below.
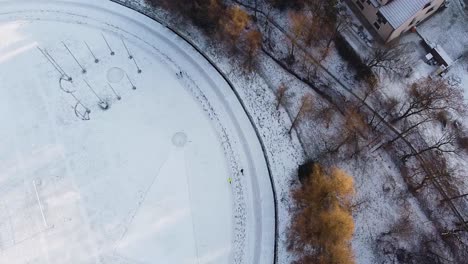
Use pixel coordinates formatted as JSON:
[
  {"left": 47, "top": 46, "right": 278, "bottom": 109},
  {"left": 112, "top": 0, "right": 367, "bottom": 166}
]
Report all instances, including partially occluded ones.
[{"left": 0, "top": 1, "right": 274, "bottom": 263}]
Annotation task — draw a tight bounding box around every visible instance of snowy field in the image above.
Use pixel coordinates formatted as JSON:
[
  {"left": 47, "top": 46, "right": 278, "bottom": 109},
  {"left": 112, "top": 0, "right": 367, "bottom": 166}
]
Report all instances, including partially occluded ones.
[{"left": 0, "top": 1, "right": 274, "bottom": 263}]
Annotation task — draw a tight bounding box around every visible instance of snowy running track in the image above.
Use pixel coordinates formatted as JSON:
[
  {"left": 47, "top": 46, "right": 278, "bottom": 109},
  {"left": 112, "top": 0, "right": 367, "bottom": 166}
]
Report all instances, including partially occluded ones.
[{"left": 0, "top": 1, "right": 274, "bottom": 263}]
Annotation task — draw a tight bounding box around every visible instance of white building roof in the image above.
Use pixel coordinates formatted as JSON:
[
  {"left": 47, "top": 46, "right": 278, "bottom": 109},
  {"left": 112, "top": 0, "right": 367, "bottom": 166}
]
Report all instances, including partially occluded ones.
[
  {"left": 379, "top": 0, "right": 431, "bottom": 28},
  {"left": 433, "top": 45, "right": 453, "bottom": 66}
]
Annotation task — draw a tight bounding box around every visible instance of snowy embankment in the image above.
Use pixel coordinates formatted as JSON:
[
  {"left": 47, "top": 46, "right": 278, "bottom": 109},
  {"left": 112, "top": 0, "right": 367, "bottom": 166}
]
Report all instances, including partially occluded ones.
[{"left": 0, "top": 0, "right": 275, "bottom": 263}]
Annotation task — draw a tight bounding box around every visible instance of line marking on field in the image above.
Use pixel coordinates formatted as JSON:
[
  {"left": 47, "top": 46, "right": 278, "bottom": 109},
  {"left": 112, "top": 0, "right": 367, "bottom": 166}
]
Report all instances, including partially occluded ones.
[
  {"left": 33, "top": 180, "right": 48, "bottom": 228},
  {"left": 115, "top": 149, "right": 172, "bottom": 246},
  {"left": 183, "top": 149, "right": 200, "bottom": 264},
  {"left": 2, "top": 226, "right": 54, "bottom": 252}
]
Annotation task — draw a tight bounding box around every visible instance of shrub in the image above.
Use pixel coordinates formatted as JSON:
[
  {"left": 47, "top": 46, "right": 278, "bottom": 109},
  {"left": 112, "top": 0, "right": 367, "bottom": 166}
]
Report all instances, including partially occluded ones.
[
  {"left": 268, "top": 0, "right": 305, "bottom": 10},
  {"left": 435, "top": 111, "right": 449, "bottom": 128},
  {"left": 146, "top": 0, "right": 226, "bottom": 35},
  {"left": 335, "top": 35, "right": 376, "bottom": 84},
  {"left": 297, "top": 160, "right": 315, "bottom": 184},
  {"left": 458, "top": 135, "right": 468, "bottom": 151}
]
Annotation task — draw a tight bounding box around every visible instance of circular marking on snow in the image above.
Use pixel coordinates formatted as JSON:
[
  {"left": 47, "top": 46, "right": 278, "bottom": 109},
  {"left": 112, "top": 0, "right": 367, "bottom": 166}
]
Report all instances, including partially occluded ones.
[
  {"left": 35, "top": 179, "right": 42, "bottom": 186},
  {"left": 172, "top": 132, "right": 188, "bottom": 147},
  {"left": 107, "top": 67, "right": 124, "bottom": 83}
]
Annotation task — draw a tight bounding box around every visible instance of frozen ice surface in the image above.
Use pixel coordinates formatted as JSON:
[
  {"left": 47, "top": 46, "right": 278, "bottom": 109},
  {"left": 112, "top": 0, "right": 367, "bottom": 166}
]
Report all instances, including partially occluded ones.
[{"left": 0, "top": 1, "right": 274, "bottom": 263}]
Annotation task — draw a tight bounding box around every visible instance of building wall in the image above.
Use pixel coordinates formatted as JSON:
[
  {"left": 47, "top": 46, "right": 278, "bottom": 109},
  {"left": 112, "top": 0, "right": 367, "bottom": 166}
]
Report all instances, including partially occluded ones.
[
  {"left": 351, "top": 0, "right": 445, "bottom": 42},
  {"left": 352, "top": 0, "right": 395, "bottom": 41}
]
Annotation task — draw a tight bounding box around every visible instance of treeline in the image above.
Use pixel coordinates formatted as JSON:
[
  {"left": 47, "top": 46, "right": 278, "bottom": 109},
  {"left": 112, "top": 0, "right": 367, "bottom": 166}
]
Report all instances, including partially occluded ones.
[
  {"left": 146, "top": 0, "right": 262, "bottom": 69},
  {"left": 146, "top": 0, "right": 343, "bottom": 71}
]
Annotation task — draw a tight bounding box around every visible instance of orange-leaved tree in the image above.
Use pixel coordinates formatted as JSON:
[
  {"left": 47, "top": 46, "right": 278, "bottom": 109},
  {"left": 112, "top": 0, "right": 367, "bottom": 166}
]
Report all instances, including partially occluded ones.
[{"left": 289, "top": 163, "right": 355, "bottom": 264}]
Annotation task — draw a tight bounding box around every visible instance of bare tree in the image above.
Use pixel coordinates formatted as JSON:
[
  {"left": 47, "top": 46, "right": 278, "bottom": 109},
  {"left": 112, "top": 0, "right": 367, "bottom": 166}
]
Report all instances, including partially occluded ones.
[
  {"left": 360, "top": 76, "right": 380, "bottom": 104},
  {"left": 289, "top": 94, "right": 314, "bottom": 135},
  {"left": 253, "top": 0, "right": 258, "bottom": 19},
  {"left": 407, "top": 154, "right": 455, "bottom": 193},
  {"left": 325, "top": 105, "right": 370, "bottom": 156},
  {"left": 442, "top": 192, "right": 468, "bottom": 202},
  {"left": 275, "top": 83, "right": 290, "bottom": 110},
  {"left": 366, "top": 43, "right": 414, "bottom": 78},
  {"left": 242, "top": 29, "right": 262, "bottom": 70},
  {"left": 287, "top": 11, "right": 308, "bottom": 62},
  {"left": 392, "top": 78, "right": 466, "bottom": 123},
  {"left": 222, "top": 5, "right": 251, "bottom": 45},
  {"left": 401, "top": 131, "right": 458, "bottom": 161},
  {"left": 315, "top": 101, "right": 336, "bottom": 128},
  {"left": 323, "top": 11, "right": 349, "bottom": 50},
  {"left": 386, "top": 116, "right": 431, "bottom": 146}
]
